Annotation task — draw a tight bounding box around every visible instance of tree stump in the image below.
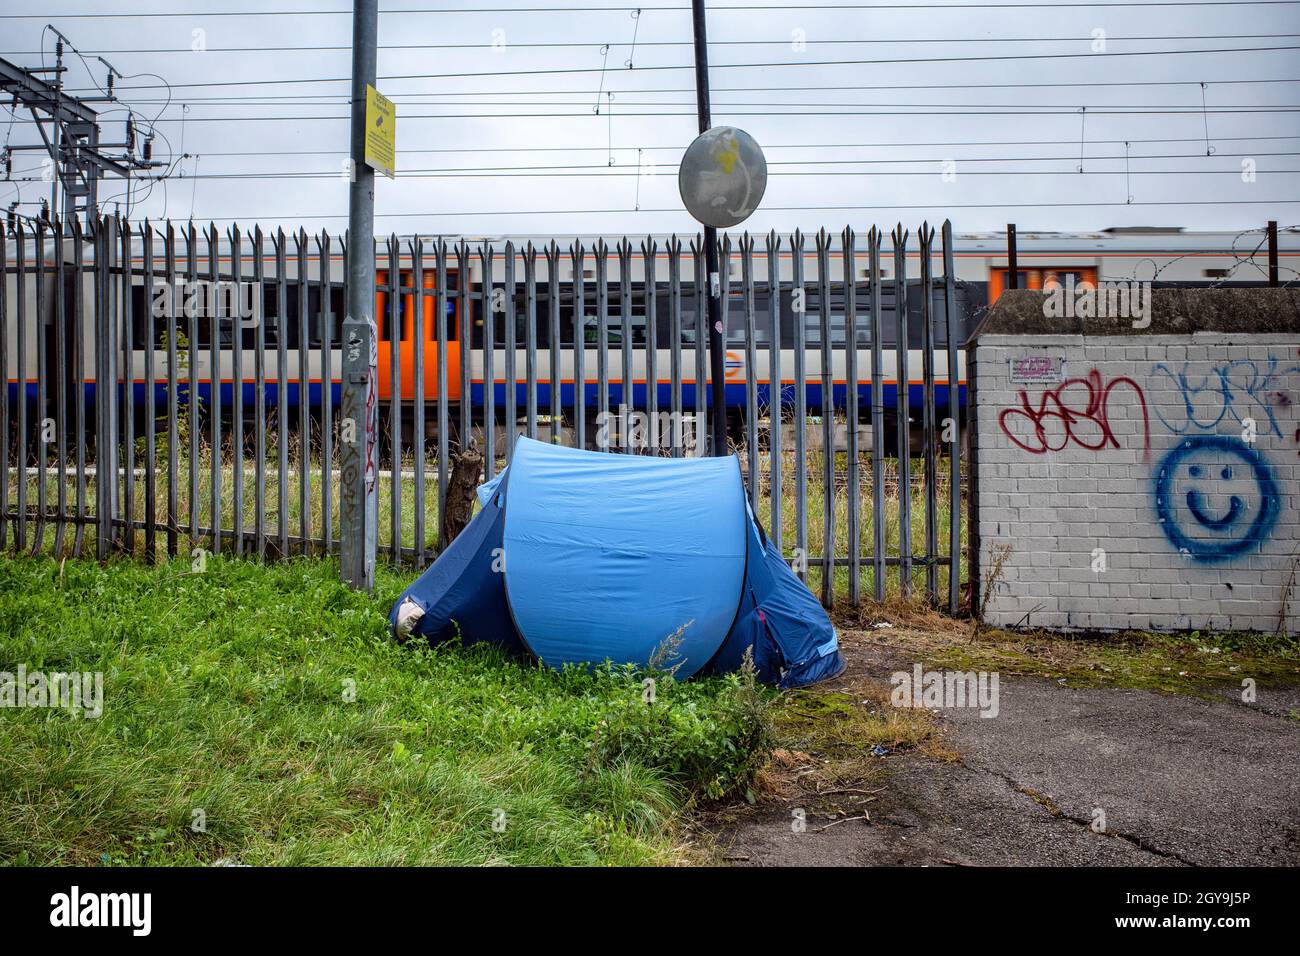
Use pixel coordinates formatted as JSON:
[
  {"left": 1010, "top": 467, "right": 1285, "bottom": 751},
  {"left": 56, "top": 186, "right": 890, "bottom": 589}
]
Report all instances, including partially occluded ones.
[{"left": 441, "top": 449, "right": 484, "bottom": 545}]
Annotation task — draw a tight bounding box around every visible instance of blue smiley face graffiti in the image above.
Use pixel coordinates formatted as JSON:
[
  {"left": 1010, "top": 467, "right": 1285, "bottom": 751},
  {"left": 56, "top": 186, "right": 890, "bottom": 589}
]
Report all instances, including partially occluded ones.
[{"left": 1154, "top": 435, "right": 1281, "bottom": 563}]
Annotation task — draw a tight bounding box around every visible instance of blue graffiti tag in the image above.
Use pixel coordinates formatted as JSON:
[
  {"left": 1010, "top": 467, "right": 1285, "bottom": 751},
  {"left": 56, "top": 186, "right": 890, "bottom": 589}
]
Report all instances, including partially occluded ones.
[
  {"left": 1154, "top": 435, "right": 1281, "bottom": 563},
  {"left": 1150, "top": 356, "right": 1300, "bottom": 438}
]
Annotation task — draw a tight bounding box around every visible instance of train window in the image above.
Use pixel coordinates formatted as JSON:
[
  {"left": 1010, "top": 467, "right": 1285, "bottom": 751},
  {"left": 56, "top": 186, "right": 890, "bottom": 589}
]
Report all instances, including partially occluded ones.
[
  {"left": 676, "top": 288, "right": 780, "bottom": 348},
  {"left": 545, "top": 283, "right": 653, "bottom": 347},
  {"left": 722, "top": 291, "right": 774, "bottom": 347},
  {"left": 583, "top": 314, "right": 613, "bottom": 346},
  {"left": 331, "top": 287, "right": 345, "bottom": 342},
  {"left": 304, "top": 284, "right": 344, "bottom": 348},
  {"left": 477, "top": 287, "right": 552, "bottom": 349},
  {"left": 589, "top": 313, "right": 648, "bottom": 346},
  {"left": 434, "top": 295, "right": 457, "bottom": 342},
  {"left": 140, "top": 280, "right": 346, "bottom": 352},
  {"left": 128, "top": 284, "right": 151, "bottom": 349},
  {"left": 557, "top": 287, "right": 583, "bottom": 345},
  {"left": 803, "top": 310, "right": 865, "bottom": 347},
  {"left": 648, "top": 283, "right": 764, "bottom": 348},
  {"left": 624, "top": 314, "right": 650, "bottom": 346},
  {"left": 281, "top": 286, "right": 305, "bottom": 350},
  {"left": 680, "top": 305, "right": 701, "bottom": 346},
  {"left": 536, "top": 288, "right": 555, "bottom": 347},
  {"left": 452, "top": 281, "right": 980, "bottom": 352},
  {"left": 511, "top": 304, "right": 530, "bottom": 347},
  {"left": 305, "top": 286, "right": 324, "bottom": 347},
  {"left": 185, "top": 308, "right": 217, "bottom": 348},
  {"left": 261, "top": 286, "right": 281, "bottom": 346},
  {"left": 786, "top": 282, "right": 949, "bottom": 349},
  {"left": 274, "top": 288, "right": 296, "bottom": 349},
  {"left": 796, "top": 287, "right": 850, "bottom": 347},
  {"left": 587, "top": 289, "right": 637, "bottom": 346}
]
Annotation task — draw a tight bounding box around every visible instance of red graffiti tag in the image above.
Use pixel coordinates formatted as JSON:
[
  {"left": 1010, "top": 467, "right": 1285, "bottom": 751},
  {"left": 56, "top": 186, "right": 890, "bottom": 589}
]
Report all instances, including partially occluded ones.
[{"left": 999, "top": 369, "right": 1150, "bottom": 458}]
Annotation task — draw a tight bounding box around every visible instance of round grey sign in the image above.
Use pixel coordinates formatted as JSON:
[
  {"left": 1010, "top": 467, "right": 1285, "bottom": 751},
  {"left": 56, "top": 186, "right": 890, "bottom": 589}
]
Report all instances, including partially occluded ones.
[{"left": 678, "top": 126, "right": 767, "bottom": 229}]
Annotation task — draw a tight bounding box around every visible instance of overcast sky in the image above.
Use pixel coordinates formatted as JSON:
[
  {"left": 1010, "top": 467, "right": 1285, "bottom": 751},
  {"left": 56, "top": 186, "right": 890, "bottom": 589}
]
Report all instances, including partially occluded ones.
[{"left": 3, "top": 0, "right": 1299, "bottom": 237}]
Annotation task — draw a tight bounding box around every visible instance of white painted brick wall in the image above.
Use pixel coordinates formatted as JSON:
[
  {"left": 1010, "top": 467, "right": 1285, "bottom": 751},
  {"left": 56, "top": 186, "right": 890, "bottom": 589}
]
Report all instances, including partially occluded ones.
[{"left": 973, "top": 333, "right": 1300, "bottom": 634}]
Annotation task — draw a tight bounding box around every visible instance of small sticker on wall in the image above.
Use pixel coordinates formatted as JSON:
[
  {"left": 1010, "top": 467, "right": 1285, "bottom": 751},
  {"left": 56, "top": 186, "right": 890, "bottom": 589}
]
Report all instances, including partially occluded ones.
[{"left": 1009, "top": 354, "right": 1066, "bottom": 384}]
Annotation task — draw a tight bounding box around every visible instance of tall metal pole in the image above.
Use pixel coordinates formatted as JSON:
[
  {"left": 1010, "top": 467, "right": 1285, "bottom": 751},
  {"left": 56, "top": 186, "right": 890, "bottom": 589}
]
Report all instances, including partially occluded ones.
[
  {"left": 51, "top": 39, "right": 63, "bottom": 220},
  {"left": 1006, "top": 223, "right": 1018, "bottom": 291},
  {"left": 341, "top": 0, "right": 378, "bottom": 590},
  {"left": 690, "top": 0, "right": 729, "bottom": 457},
  {"left": 1267, "top": 220, "right": 1279, "bottom": 287}
]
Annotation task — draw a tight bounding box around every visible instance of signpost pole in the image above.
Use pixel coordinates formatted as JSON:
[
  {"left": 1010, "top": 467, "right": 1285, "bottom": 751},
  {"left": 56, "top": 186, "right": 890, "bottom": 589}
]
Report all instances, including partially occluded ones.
[
  {"left": 689, "top": 0, "right": 729, "bottom": 457},
  {"left": 341, "top": 0, "right": 378, "bottom": 590}
]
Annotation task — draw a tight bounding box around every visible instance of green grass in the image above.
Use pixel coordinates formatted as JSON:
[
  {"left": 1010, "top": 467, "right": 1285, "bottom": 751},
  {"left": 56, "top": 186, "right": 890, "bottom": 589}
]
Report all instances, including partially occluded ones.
[{"left": 0, "top": 554, "right": 775, "bottom": 866}]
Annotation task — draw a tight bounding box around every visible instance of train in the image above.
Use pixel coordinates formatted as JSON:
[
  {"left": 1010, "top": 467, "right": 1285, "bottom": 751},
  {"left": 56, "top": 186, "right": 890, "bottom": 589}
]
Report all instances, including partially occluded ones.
[{"left": 3, "top": 225, "right": 1296, "bottom": 448}]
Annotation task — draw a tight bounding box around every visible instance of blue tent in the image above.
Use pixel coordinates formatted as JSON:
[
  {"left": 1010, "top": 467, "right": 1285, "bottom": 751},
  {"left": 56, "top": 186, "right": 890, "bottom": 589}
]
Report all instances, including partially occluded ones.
[{"left": 389, "top": 437, "right": 845, "bottom": 688}]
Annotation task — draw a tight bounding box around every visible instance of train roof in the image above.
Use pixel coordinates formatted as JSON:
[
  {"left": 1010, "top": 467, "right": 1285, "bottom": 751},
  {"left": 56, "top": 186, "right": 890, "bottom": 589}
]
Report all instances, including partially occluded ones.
[
  {"left": 942, "top": 227, "right": 1299, "bottom": 255},
  {"left": 454, "top": 227, "right": 1299, "bottom": 256},
  {"left": 4, "top": 225, "right": 1297, "bottom": 259}
]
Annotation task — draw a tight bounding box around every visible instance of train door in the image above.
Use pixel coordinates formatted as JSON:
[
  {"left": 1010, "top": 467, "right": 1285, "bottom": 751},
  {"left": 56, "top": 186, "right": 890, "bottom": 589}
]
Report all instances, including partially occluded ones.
[
  {"left": 989, "top": 266, "right": 1098, "bottom": 302},
  {"left": 376, "top": 267, "right": 460, "bottom": 403}
]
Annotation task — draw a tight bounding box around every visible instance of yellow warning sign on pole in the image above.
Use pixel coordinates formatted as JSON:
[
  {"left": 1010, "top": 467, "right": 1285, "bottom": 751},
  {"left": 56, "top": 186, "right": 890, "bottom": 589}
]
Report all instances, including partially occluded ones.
[{"left": 364, "top": 85, "right": 396, "bottom": 179}]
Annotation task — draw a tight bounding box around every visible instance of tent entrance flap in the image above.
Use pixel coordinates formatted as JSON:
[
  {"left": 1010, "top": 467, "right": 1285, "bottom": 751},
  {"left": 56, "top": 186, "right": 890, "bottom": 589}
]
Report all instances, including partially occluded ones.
[{"left": 386, "top": 479, "right": 527, "bottom": 657}]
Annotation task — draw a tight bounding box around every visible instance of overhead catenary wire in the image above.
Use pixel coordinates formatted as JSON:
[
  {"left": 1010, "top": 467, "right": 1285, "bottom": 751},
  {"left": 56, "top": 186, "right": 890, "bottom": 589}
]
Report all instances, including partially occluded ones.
[
  {"left": 90, "top": 77, "right": 1300, "bottom": 104},
  {"left": 91, "top": 197, "right": 1300, "bottom": 224},
  {"left": 10, "top": 166, "right": 1285, "bottom": 183},
  {"left": 89, "top": 149, "right": 1300, "bottom": 173},
  {"left": 53, "top": 44, "right": 1300, "bottom": 93},
  {"left": 16, "top": 153, "right": 1294, "bottom": 182},
  {"left": 5, "top": 32, "right": 1298, "bottom": 55},
  {"left": 87, "top": 99, "right": 1300, "bottom": 110},
  {"left": 4, "top": 4, "right": 1294, "bottom": 229},
  {"left": 22, "top": 197, "right": 1294, "bottom": 221},
  {"left": 13, "top": 131, "right": 1295, "bottom": 163},
  {"left": 7, "top": 1, "right": 1300, "bottom": 17},
  {"left": 91, "top": 106, "right": 1300, "bottom": 122},
  {"left": 116, "top": 134, "right": 1300, "bottom": 159}
]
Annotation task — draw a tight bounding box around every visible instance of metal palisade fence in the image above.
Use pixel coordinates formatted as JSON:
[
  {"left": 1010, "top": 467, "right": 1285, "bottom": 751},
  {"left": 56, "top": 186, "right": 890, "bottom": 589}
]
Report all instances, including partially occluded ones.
[{"left": 1, "top": 217, "right": 968, "bottom": 612}]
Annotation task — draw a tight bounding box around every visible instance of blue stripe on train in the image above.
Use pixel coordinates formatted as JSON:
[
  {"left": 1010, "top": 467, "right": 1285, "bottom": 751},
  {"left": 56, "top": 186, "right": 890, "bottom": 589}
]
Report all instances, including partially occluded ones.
[
  {"left": 5, "top": 382, "right": 345, "bottom": 407},
  {"left": 466, "top": 381, "right": 966, "bottom": 411},
  {"left": 7, "top": 380, "right": 966, "bottom": 411}
]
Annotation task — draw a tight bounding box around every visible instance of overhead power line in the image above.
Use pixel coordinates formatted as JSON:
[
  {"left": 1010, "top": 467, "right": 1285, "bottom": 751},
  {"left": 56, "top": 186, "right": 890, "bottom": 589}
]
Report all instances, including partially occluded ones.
[
  {"left": 39, "top": 153, "right": 1300, "bottom": 179},
  {"left": 159, "top": 134, "right": 1300, "bottom": 159},
  {"left": 117, "top": 197, "right": 1300, "bottom": 224},
  {"left": 111, "top": 106, "right": 1300, "bottom": 123},
  {"left": 94, "top": 77, "right": 1300, "bottom": 106},
  {"left": 28, "top": 167, "right": 1286, "bottom": 183},
  {"left": 114, "top": 100, "right": 1300, "bottom": 110},
  {"left": 59, "top": 44, "right": 1300, "bottom": 93},
  {"left": 5, "top": 33, "right": 1297, "bottom": 55},
  {"left": 8, "top": 1, "right": 1300, "bottom": 18},
  {"left": 132, "top": 149, "right": 1300, "bottom": 173},
  {"left": 89, "top": 77, "right": 1300, "bottom": 107}
]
